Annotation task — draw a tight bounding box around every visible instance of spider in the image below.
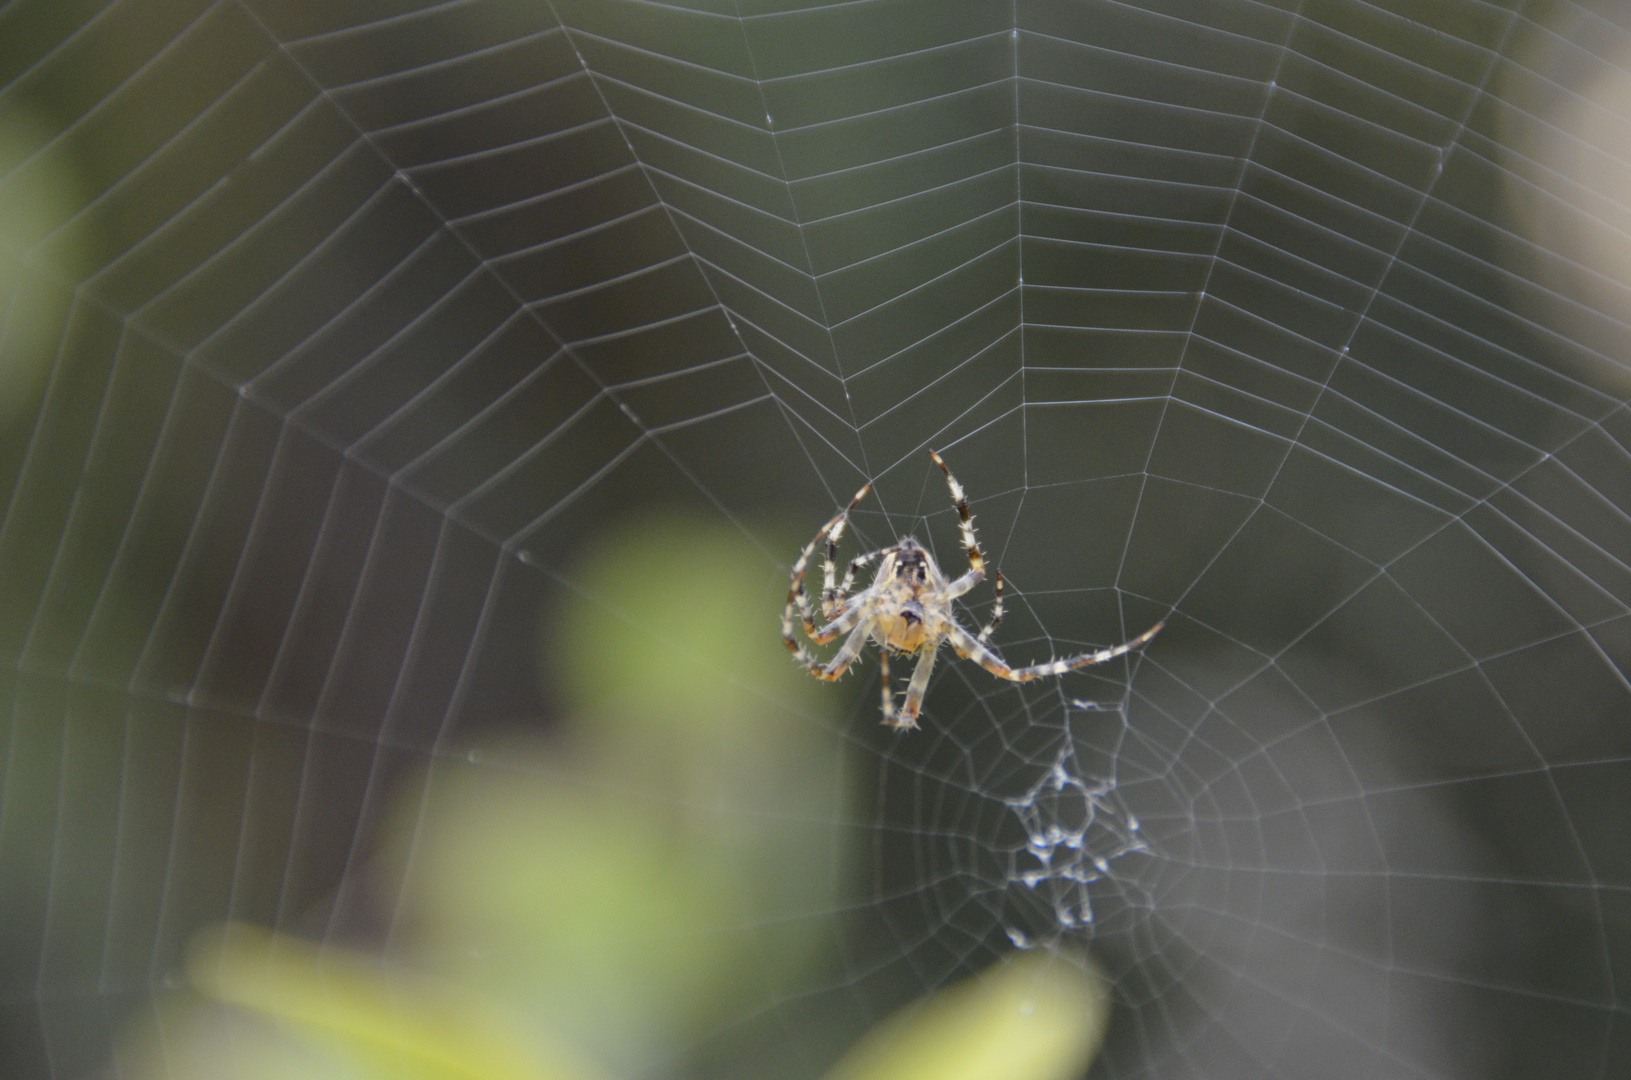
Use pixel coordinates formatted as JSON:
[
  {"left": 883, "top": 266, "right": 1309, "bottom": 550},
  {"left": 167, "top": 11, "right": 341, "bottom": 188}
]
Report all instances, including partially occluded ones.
[{"left": 782, "top": 450, "right": 1164, "bottom": 729}]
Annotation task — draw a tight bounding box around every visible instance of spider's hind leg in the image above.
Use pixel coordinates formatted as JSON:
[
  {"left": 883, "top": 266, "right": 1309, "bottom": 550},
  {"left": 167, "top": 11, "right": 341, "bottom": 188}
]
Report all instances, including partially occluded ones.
[
  {"left": 894, "top": 647, "right": 936, "bottom": 730},
  {"left": 946, "top": 621, "right": 1163, "bottom": 683},
  {"left": 878, "top": 648, "right": 896, "bottom": 726}
]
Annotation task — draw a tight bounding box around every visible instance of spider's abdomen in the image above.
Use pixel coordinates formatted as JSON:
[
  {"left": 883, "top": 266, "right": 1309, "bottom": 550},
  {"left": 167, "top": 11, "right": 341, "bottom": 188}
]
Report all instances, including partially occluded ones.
[{"left": 877, "top": 608, "right": 930, "bottom": 654}]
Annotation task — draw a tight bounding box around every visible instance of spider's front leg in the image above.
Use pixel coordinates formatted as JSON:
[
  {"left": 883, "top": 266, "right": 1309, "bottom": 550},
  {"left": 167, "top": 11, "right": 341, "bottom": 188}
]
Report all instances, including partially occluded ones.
[
  {"left": 808, "top": 601, "right": 865, "bottom": 645},
  {"left": 827, "top": 547, "right": 888, "bottom": 621},
  {"left": 931, "top": 449, "right": 1005, "bottom": 642},
  {"left": 785, "top": 612, "right": 875, "bottom": 682},
  {"left": 820, "top": 486, "right": 881, "bottom": 619},
  {"left": 816, "top": 617, "right": 875, "bottom": 681},
  {"left": 977, "top": 570, "right": 1003, "bottom": 643},
  {"left": 820, "top": 507, "right": 852, "bottom": 617},
  {"left": 785, "top": 483, "right": 870, "bottom": 641},
  {"left": 930, "top": 450, "right": 987, "bottom": 598}
]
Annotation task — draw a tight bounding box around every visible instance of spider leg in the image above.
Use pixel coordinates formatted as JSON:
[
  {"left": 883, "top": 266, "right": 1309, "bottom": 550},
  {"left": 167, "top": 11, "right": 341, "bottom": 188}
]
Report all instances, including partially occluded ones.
[
  {"left": 821, "top": 516, "right": 849, "bottom": 615},
  {"left": 946, "top": 620, "right": 1163, "bottom": 682},
  {"left": 830, "top": 547, "right": 889, "bottom": 618},
  {"left": 895, "top": 646, "right": 937, "bottom": 729},
  {"left": 930, "top": 450, "right": 986, "bottom": 593},
  {"left": 878, "top": 648, "right": 895, "bottom": 725},
  {"left": 977, "top": 569, "right": 1003, "bottom": 643},
  {"left": 809, "top": 598, "right": 866, "bottom": 645},
  {"left": 821, "top": 618, "right": 875, "bottom": 681},
  {"left": 821, "top": 488, "right": 877, "bottom": 617},
  {"left": 784, "top": 605, "right": 874, "bottom": 680},
  {"left": 785, "top": 483, "right": 871, "bottom": 645},
  {"left": 930, "top": 451, "right": 1004, "bottom": 643},
  {"left": 806, "top": 589, "right": 857, "bottom": 641}
]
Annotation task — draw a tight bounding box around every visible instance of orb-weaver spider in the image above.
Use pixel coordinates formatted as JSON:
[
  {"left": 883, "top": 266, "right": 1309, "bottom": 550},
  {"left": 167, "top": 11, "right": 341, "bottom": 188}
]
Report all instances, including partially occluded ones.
[{"left": 782, "top": 451, "right": 1163, "bottom": 729}]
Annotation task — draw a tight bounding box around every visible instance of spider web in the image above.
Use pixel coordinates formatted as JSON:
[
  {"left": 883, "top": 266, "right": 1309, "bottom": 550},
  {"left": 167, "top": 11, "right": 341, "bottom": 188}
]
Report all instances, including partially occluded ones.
[{"left": 2, "top": 0, "right": 1630, "bottom": 1077}]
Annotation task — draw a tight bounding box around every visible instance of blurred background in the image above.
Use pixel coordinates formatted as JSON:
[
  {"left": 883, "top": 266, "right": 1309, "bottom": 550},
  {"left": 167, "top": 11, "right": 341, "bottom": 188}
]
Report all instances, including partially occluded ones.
[{"left": 2, "top": 0, "right": 1631, "bottom": 1077}]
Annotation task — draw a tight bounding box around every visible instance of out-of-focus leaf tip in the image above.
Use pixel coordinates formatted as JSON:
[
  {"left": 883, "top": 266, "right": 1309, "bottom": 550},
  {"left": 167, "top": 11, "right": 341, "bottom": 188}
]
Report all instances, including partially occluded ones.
[
  {"left": 820, "top": 952, "right": 1111, "bottom": 1080},
  {"left": 187, "top": 922, "right": 610, "bottom": 1080}
]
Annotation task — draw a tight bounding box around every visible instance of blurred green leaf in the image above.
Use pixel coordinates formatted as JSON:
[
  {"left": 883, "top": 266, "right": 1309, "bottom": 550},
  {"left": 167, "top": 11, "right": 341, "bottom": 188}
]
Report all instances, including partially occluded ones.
[
  {"left": 821, "top": 952, "right": 1111, "bottom": 1080},
  {"left": 400, "top": 763, "right": 751, "bottom": 1053},
  {"left": 0, "top": 105, "right": 86, "bottom": 428},
  {"left": 553, "top": 515, "right": 817, "bottom": 734},
  {"left": 186, "top": 922, "right": 607, "bottom": 1080},
  {"left": 392, "top": 515, "right": 846, "bottom": 1071}
]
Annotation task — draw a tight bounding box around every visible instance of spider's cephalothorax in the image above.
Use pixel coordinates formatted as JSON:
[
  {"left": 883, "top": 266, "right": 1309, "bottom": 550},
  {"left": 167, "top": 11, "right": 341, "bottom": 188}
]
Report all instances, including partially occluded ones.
[
  {"left": 782, "top": 451, "right": 1165, "bottom": 730},
  {"left": 867, "top": 538, "right": 934, "bottom": 655}
]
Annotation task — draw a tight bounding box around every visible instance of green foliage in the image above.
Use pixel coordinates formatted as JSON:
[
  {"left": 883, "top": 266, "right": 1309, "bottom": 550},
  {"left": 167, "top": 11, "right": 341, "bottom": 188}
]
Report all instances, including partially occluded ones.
[
  {"left": 115, "top": 516, "right": 1110, "bottom": 1080},
  {"left": 0, "top": 105, "right": 84, "bottom": 428}
]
